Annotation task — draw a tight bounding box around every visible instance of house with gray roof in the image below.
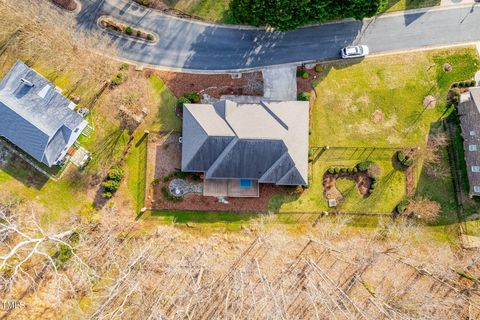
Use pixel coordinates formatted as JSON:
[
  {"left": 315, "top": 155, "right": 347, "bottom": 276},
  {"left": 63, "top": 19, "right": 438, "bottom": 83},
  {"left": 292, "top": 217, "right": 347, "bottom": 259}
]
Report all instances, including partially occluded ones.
[
  {"left": 0, "top": 61, "right": 88, "bottom": 167},
  {"left": 458, "top": 86, "right": 480, "bottom": 197},
  {"left": 181, "top": 100, "right": 309, "bottom": 197}
]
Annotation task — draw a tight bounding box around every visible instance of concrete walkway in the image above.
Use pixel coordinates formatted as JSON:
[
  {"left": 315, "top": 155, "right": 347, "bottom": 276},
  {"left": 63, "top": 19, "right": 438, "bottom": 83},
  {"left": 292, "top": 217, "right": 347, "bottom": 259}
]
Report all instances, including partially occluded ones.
[{"left": 262, "top": 66, "right": 297, "bottom": 101}]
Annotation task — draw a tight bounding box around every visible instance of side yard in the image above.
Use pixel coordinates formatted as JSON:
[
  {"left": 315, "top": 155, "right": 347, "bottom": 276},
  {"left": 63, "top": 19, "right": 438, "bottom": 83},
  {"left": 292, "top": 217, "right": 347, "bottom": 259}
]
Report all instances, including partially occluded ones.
[{"left": 273, "top": 48, "right": 480, "bottom": 220}]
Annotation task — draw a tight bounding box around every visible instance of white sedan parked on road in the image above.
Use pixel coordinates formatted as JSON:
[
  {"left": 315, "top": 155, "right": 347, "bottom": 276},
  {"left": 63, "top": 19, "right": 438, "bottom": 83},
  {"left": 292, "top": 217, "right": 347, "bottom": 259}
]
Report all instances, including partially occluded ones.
[{"left": 341, "top": 45, "right": 369, "bottom": 59}]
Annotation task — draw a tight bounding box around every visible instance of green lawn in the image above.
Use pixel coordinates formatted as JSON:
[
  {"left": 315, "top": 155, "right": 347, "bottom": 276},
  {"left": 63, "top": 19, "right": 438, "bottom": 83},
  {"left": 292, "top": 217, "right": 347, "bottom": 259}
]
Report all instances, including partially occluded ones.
[
  {"left": 166, "top": 0, "right": 234, "bottom": 23},
  {"left": 271, "top": 48, "right": 480, "bottom": 215},
  {"left": 384, "top": 0, "right": 441, "bottom": 12}
]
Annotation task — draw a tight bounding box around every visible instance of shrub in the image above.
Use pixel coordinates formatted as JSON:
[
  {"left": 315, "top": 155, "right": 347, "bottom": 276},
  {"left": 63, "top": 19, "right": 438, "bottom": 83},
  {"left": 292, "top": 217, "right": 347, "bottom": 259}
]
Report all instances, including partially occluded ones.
[
  {"left": 396, "top": 199, "right": 410, "bottom": 214},
  {"left": 347, "top": 168, "right": 353, "bottom": 173},
  {"left": 314, "top": 65, "right": 322, "bottom": 72},
  {"left": 184, "top": 92, "right": 201, "bottom": 103},
  {"left": 402, "top": 158, "right": 414, "bottom": 167},
  {"left": 334, "top": 168, "right": 340, "bottom": 174},
  {"left": 353, "top": 167, "right": 358, "bottom": 173},
  {"left": 108, "top": 166, "right": 124, "bottom": 181},
  {"left": 357, "top": 161, "right": 371, "bottom": 171},
  {"left": 328, "top": 167, "right": 335, "bottom": 174},
  {"left": 370, "top": 182, "right": 376, "bottom": 190},
  {"left": 152, "top": 178, "right": 160, "bottom": 186},
  {"left": 302, "top": 72, "right": 309, "bottom": 79},
  {"left": 136, "top": 30, "right": 142, "bottom": 37},
  {"left": 471, "top": 80, "right": 477, "bottom": 87},
  {"left": 173, "top": 171, "right": 189, "bottom": 179},
  {"left": 125, "top": 26, "right": 133, "bottom": 35},
  {"left": 111, "top": 71, "right": 127, "bottom": 86},
  {"left": 297, "top": 91, "right": 311, "bottom": 101},
  {"left": 161, "top": 186, "right": 183, "bottom": 202},
  {"left": 341, "top": 168, "right": 347, "bottom": 173},
  {"left": 459, "top": 81, "right": 465, "bottom": 88},
  {"left": 111, "top": 76, "right": 122, "bottom": 86},
  {"left": 452, "top": 82, "right": 458, "bottom": 88},
  {"left": 119, "top": 63, "right": 129, "bottom": 70},
  {"left": 102, "top": 180, "right": 120, "bottom": 192},
  {"left": 146, "top": 34, "right": 154, "bottom": 41},
  {"left": 102, "top": 191, "right": 113, "bottom": 199},
  {"left": 177, "top": 96, "right": 191, "bottom": 107},
  {"left": 397, "top": 151, "right": 406, "bottom": 162}
]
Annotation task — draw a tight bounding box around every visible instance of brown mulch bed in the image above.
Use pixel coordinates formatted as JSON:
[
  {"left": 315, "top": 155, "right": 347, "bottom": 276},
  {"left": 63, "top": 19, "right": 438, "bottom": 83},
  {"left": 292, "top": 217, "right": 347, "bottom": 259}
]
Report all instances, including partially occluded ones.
[
  {"left": 296, "top": 65, "right": 324, "bottom": 94},
  {"left": 51, "top": 0, "right": 77, "bottom": 11},
  {"left": 145, "top": 133, "right": 288, "bottom": 212},
  {"left": 323, "top": 171, "right": 373, "bottom": 203},
  {"left": 147, "top": 70, "right": 264, "bottom": 99}
]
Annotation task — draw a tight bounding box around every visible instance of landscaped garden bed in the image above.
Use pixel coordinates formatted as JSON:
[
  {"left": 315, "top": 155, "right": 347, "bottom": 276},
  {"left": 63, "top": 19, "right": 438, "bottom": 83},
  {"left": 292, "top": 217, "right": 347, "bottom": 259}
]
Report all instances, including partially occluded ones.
[
  {"left": 323, "top": 162, "right": 376, "bottom": 204},
  {"left": 99, "top": 17, "right": 156, "bottom": 42}
]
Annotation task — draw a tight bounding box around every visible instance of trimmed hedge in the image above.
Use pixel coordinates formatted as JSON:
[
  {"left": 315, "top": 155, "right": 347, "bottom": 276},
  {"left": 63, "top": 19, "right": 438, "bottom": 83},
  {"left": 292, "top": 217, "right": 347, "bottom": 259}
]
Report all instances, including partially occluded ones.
[
  {"left": 357, "top": 161, "right": 371, "bottom": 171},
  {"left": 298, "top": 91, "right": 311, "bottom": 101},
  {"left": 396, "top": 199, "right": 410, "bottom": 214}
]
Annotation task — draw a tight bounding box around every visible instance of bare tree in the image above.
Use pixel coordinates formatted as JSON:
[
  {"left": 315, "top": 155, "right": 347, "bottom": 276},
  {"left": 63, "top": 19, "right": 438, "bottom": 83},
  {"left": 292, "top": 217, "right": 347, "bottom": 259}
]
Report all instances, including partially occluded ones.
[
  {"left": 424, "top": 131, "right": 450, "bottom": 178},
  {"left": 404, "top": 197, "right": 441, "bottom": 222}
]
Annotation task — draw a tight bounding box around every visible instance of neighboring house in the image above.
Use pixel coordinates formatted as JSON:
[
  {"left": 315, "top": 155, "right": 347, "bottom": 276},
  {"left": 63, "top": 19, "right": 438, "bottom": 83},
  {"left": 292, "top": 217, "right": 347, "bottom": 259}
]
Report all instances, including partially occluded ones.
[
  {"left": 181, "top": 100, "right": 309, "bottom": 197},
  {"left": 458, "top": 86, "right": 480, "bottom": 197},
  {"left": 0, "top": 61, "right": 87, "bottom": 167}
]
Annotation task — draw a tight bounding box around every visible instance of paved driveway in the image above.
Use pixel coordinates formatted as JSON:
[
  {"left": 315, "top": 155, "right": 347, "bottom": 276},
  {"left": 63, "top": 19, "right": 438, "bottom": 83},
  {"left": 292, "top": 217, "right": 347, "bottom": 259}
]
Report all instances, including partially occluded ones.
[{"left": 77, "top": 0, "right": 480, "bottom": 72}]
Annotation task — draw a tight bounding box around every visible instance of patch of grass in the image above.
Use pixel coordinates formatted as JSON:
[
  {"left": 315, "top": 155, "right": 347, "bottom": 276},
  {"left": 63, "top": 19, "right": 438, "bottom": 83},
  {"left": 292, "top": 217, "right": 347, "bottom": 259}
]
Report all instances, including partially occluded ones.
[
  {"left": 147, "top": 210, "right": 260, "bottom": 231},
  {"left": 170, "top": 0, "right": 234, "bottom": 23},
  {"left": 148, "top": 76, "right": 181, "bottom": 132},
  {"left": 336, "top": 178, "right": 356, "bottom": 196},
  {"left": 125, "top": 134, "right": 148, "bottom": 213},
  {"left": 384, "top": 0, "right": 440, "bottom": 12}
]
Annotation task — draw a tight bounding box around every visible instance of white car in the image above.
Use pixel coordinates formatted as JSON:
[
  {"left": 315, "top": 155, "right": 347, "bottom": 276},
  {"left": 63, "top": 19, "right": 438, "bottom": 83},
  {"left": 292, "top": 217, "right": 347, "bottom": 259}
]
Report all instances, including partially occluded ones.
[{"left": 341, "top": 45, "right": 369, "bottom": 59}]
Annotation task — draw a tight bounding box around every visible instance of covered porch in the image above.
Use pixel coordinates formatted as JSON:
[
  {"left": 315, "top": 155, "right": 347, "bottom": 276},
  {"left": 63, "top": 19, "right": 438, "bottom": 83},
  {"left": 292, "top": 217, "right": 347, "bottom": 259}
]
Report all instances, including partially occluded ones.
[{"left": 203, "top": 179, "right": 260, "bottom": 198}]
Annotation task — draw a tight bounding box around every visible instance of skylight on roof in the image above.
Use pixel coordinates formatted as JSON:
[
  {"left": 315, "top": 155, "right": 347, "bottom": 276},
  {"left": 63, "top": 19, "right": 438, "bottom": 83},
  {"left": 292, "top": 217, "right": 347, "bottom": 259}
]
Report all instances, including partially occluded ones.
[{"left": 37, "top": 85, "right": 50, "bottom": 99}]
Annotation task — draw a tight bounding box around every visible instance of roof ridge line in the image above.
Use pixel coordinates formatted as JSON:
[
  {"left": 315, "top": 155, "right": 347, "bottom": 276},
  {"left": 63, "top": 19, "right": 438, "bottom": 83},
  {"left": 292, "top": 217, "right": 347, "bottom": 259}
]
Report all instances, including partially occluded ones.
[
  {"left": 258, "top": 152, "right": 290, "bottom": 182},
  {"left": 259, "top": 100, "right": 289, "bottom": 130},
  {"left": 205, "top": 137, "right": 238, "bottom": 178},
  {"left": 277, "top": 166, "right": 307, "bottom": 186}
]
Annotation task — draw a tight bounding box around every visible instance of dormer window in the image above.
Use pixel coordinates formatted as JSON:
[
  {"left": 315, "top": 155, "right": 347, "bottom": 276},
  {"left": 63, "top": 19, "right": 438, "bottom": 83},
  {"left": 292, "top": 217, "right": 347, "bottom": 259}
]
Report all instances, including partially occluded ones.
[
  {"left": 469, "top": 145, "right": 477, "bottom": 151},
  {"left": 470, "top": 130, "right": 476, "bottom": 136},
  {"left": 474, "top": 186, "right": 480, "bottom": 193},
  {"left": 472, "top": 166, "right": 480, "bottom": 172}
]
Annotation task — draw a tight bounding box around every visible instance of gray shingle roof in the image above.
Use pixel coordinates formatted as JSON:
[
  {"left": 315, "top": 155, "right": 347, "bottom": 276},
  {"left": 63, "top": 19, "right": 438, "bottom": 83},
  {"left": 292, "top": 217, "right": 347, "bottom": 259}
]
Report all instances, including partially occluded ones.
[
  {"left": 0, "top": 61, "right": 87, "bottom": 166},
  {"left": 182, "top": 100, "right": 309, "bottom": 186},
  {"left": 458, "top": 88, "right": 480, "bottom": 197}
]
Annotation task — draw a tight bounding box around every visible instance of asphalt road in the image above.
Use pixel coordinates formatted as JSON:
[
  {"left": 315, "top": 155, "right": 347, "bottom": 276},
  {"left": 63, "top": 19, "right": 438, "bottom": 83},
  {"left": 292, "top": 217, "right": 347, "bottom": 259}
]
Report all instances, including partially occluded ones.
[{"left": 77, "top": 0, "right": 480, "bottom": 72}]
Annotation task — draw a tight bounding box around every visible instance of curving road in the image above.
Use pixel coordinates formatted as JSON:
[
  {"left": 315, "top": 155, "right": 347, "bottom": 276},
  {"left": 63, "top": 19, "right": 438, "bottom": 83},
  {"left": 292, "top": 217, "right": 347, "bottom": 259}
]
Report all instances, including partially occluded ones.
[{"left": 77, "top": 0, "right": 480, "bottom": 72}]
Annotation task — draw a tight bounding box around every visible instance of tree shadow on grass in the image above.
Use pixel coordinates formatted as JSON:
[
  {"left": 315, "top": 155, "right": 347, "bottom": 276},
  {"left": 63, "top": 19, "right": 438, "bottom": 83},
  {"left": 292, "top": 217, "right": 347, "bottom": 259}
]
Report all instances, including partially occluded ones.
[{"left": 86, "top": 128, "right": 128, "bottom": 174}]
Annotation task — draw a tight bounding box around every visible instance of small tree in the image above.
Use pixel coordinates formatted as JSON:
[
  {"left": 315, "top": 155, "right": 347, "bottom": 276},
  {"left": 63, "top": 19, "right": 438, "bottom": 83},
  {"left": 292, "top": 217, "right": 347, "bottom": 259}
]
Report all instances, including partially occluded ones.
[{"left": 125, "top": 26, "right": 133, "bottom": 35}]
